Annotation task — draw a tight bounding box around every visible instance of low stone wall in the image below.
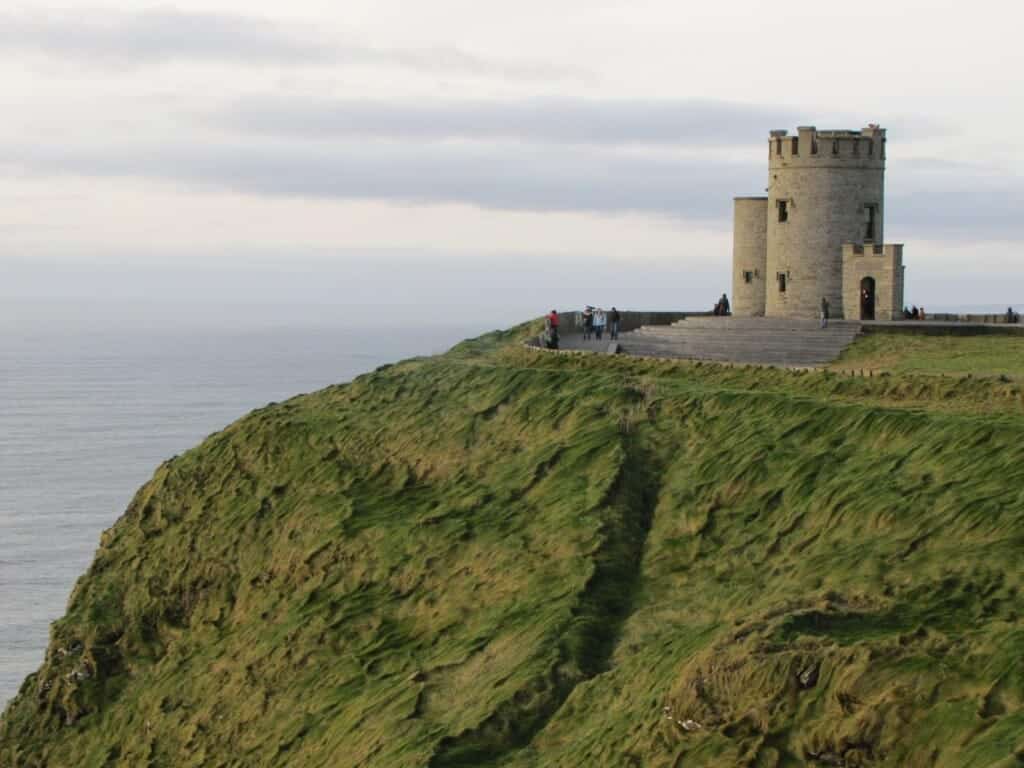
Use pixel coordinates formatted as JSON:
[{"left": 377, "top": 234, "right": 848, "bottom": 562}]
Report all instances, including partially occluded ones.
[
  {"left": 861, "top": 321, "right": 1024, "bottom": 336},
  {"left": 924, "top": 313, "right": 1021, "bottom": 324}
]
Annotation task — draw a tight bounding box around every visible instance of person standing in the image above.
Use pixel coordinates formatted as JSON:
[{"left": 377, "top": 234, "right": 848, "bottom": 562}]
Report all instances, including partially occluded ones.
[
  {"left": 820, "top": 297, "right": 829, "bottom": 329},
  {"left": 594, "top": 308, "right": 607, "bottom": 340},
  {"left": 545, "top": 309, "right": 560, "bottom": 349},
  {"left": 608, "top": 306, "right": 621, "bottom": 340},
  {"left": 582, "top": 306, "right": 594, "bottom": 340}
]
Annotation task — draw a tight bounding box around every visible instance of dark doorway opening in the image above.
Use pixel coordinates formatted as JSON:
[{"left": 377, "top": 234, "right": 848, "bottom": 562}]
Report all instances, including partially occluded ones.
[{"left": 860, "top": 277, "right": 876, "bottom": 320}]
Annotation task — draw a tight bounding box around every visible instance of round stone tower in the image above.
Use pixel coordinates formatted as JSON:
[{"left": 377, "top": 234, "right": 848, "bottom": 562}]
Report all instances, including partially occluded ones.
[
  {"left": 764, "top": 125, "right": 886, "bottom": 319},
  {"left": 732, "top": 197, "right": 768, "bottom": 316}
]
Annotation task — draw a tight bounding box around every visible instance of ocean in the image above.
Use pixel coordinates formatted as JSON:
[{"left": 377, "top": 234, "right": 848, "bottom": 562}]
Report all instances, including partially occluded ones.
[{"left": 0, "top": 323, "right": 480, "bottom": 709}]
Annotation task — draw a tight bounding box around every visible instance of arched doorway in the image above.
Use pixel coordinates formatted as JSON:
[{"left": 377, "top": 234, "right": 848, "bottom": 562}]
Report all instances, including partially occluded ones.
[{"left": 860, "top": 277, "right": 876, "bottom": 320}]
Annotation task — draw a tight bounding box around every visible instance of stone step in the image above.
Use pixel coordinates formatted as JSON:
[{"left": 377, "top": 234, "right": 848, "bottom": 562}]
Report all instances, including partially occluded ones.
[
  {"left": 629, "top": 334, "right": 859, "bottom": 350},
  {"left": 634, "top": 328, "right": 859, "bottom": 344},
  {"left": 672, "top": 317, "right": 861, "bottom": 330},
  {"left": 618, "top": 318, "right": 862, "bottom": 367},
  {"left": 622, "top": 343, "right": 842, "bottom": 365},
  {"left": 624, "top": 345, "right": 853, "bottom": 359},
  {"left": 627, "top": 338, "right": 848, "bottom": 354}
]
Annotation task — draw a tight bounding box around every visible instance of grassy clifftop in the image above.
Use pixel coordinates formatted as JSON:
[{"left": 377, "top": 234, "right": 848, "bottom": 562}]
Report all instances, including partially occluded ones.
[{"left": 2, "top": 326, "right": 1023, "bottom": 767}]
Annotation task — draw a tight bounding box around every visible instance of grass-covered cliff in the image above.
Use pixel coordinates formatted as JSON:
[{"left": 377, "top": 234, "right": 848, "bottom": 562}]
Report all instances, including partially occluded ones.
[{"left": 3, "top": 325, "right": 1024, "bottom": 767}]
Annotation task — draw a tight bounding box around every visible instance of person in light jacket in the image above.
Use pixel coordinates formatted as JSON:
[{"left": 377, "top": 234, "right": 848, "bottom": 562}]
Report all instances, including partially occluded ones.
[{"left": 593, "top": 308, "right": 607, "bottom": 340}]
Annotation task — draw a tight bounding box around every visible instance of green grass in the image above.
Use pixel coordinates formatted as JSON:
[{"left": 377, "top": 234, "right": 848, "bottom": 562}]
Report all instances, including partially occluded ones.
[
  {"left": 832, "top": 332, "right": 1024, "bottom": 379},
  {"left": 2, "top": 324, "right": 1024, "bottom": 767}
]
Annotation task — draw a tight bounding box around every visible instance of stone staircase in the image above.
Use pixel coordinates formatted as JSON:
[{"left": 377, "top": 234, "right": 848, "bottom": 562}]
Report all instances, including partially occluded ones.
[{"left": 618, "top": 316, "right": 863, "bottom": 367}]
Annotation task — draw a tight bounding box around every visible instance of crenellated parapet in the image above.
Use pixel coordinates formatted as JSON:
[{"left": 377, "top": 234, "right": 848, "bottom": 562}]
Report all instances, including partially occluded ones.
[{"left": 768, "top": 125, "right": 886, "bottom": 171}]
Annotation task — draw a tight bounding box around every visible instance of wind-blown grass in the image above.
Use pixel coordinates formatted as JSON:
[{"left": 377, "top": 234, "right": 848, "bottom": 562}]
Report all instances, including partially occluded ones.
[
  {"left": 831, "top": 332, "right": 1024, "bottom": 379},
  {"left": 2, "top": 326, "right": 1023, "bottom": 767}
]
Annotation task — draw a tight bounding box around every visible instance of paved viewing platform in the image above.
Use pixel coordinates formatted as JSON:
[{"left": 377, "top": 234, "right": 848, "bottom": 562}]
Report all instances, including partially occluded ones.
[{"left": 537, "top": 315, "right": 1024, "bottom": 369}]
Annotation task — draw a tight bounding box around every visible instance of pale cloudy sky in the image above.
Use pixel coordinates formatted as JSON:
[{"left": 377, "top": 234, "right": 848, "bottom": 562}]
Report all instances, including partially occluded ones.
[{"left": 2, "top": 0, "right": 1023, "bottom": 325}]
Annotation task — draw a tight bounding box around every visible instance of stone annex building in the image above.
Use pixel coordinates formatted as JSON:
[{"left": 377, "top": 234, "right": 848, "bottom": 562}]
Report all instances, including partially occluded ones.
[{"left": 732, "top": 125, "right": 905, "bottom": 320}]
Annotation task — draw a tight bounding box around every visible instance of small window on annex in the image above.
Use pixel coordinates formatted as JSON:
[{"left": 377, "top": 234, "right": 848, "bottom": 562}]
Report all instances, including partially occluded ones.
[
  {"left": 777, "top": 200, "right": 789, "bottom": 223},
  {"left": 777, "top": 273, "right": 787, "bottom": 293},
  {"left": 743, "top": 270, "right": 754, "bottom": 284}
]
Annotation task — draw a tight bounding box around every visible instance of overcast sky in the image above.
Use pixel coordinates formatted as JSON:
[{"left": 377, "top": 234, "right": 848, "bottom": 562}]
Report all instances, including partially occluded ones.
[{"left": 2, "top": 0, "right": 1023, "bottom": 326}]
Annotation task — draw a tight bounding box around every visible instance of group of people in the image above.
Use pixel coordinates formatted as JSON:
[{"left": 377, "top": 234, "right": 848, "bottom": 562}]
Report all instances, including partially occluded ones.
[
  {"left": 541, "top": 306, "right": 622, "bottom": 350},
  {"left": 712, "top": 293, "right": 731, "bottom": 316},
  {"left": 902, "top": 305, "right": 927, "bottom": 320},
  {"left": 581, "top": 306, "right": 621, "bottom": 340}
]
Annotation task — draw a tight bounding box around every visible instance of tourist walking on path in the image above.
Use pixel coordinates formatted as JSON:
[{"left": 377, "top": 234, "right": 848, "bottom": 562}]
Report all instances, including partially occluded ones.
[
  {"left": 820, "top": 297, "right": 829, "bottom": 329},
  {"left": 609, "top": 307, "right": 621, "bottom": 340},
  {"left": 594, "top": 308, "right": 607, "bottom": 340},
  {"left": 582, "top": 306, "right": 594, "bottom": 340}
]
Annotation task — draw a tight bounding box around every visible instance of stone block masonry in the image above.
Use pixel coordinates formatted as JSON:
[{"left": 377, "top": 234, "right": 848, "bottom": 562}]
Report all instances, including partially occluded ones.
[
  {"left": 842, "top": 244, "right": 904, "bottom": 321},
  {"left": 732, "top": 197, "right": 768, "bottom": 316}
]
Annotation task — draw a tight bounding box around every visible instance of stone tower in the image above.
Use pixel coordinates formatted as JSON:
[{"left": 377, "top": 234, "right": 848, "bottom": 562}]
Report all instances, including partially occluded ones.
[{"left": 732, "top": 124, "right": 904, "bottom": 320}]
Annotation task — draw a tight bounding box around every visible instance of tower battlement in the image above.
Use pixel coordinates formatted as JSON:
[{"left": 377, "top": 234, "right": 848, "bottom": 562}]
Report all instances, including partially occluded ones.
[
  {"left": 843, "top": 243, "right": 903, "bottom": 259},
  {"left": 768, "top": 125, "right": 886, "bottom": 169}
]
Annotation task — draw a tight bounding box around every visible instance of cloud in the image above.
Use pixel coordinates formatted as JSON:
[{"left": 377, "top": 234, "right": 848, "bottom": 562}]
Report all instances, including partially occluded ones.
[
  {"left": 4, "top": 138, "right": 757, "bottom": 221},
  {"left": 4, "top": 136, "right": 1021, "bottom": 240},
  {"left": 888, "top": 177, "right": 1024, "bottom": 241},
  {"left": 0, "top": 9, "right": 583, "bottom": 79},
  {"left": 0, "top": 8, "right": 329, "bottom": 64},
  {"left": 218, "top": 97, "right": 809, "bottom": 147}
]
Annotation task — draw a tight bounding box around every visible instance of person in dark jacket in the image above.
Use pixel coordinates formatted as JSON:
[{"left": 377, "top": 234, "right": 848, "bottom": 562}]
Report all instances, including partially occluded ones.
[
  {"left": 820, "top": 297, "right": 830, "bottom": 329},
  {"left": 608, "top": 307, "right": 621, "bottom": 340}
]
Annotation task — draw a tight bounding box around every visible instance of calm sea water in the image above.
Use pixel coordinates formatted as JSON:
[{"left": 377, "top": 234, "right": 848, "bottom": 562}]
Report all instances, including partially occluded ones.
[{"left": 0, "top": 324, "right": 479, "bottom": 709}]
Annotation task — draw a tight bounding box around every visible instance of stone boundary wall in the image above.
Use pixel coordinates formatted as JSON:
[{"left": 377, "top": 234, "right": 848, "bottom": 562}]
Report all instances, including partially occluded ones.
[
  {"left": 924, "top": 313, "right": 1022, "bottom": 325},
  {"left": 860, "top": 322, "right": 1024, "bottom": 336}
]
